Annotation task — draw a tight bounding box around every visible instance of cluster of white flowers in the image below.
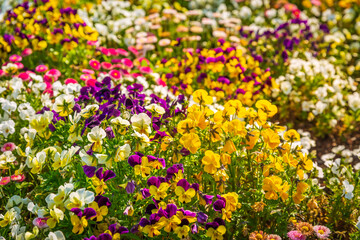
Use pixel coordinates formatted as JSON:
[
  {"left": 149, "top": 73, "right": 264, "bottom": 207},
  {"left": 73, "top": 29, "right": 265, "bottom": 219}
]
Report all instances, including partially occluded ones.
[
  {"left": 319, "top": 145, "right": 360, "bottom": 191},
  {"left": 275, "top": 53, "right": 358, "bottom": 124}
]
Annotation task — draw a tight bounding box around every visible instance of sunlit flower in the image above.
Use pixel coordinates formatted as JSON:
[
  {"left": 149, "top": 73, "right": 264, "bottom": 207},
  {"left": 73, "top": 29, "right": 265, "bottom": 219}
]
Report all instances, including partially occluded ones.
[
  {"left": 296, "top": 222, "right": 313, "bottom": 236},
  {"left": 65, "top": 188, "right": 95, "bottom": 210},
  {"left": 202, "top": 150, "right": 220, "bottom": 174},
  {"left": 179, "top": 133, "right": 201, "bottom": 154},
  {"left": 87, "top": 126, "right": 106, "bottom": 152},
  {"left": 131, "top": 113, "right": 152, "bottom": 135},
  {"left": 53, "top": 94, "right": 75, "bottom": 117}
]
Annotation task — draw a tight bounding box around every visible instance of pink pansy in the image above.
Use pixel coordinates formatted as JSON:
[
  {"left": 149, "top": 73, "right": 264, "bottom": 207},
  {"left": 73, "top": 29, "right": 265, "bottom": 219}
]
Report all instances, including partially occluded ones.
[
  {"left": 0, "top": 70, "right": 6, "bottom": 76},
  {"left": 48, "top": 69, "right": 61, "bottom": 77},
  {"left": 292, "top": 9, "right": 301, "bottom": 18},
  {"left": 132, "top": 73, "right": 143, "bottom": 78},
  {"left": 121, "top": 58, "right": 134, "bottom": 68},
  {"left": 11, "top": 174, "right": 25, "bottom": 182},
  {"left": 101, "top": 62, "right": 113, "bottom": 70},
  {"left": 128, "top": 46, "right": 139, "bottom": 56},
  {"left": 1, "top": 142, "right": 16, "bottom": 152},
  {"left": 45, "top": 82, "right": 52, "bottom": 89},
  {"left": 284, "top": 3, "right": 297, "bottom": 11},
  {"left": 109, "top": 69, "right": 121, "bottom": 80},
  {"left": 87, "top": 40, "right": 98, "bottom": 46},
  {"left": 44, "top": 75, "right": 57, "bottom": 83},
  {"left": 33, "top": 217, "right": 49, "bottom": 229},
  {"left": 156, "top": 78, "right": 167, "bottom": 87},
  {"left": 117, "top": 48, "right": 129, "bottom": 56},
  {"left": 89, "top": 59, "right": 100, "bottom": 70},
  {"left": 35, "top": 65, "right": 48, "bottom": 72},
  {"left": 9, "top": 54, "right": 22, "bottom": 62},
  {"left": 287, "top": 230, "right": 306, "bottom": 240},
  {"left": 14, "top": 62, "right": 24, "bottom": 69},
  {"left": 0, "top": 177, "right": 10, "bottom": 186},
  {"left": 311, "top": 0, "right": 321, "bottom": 6},
  {"left": 21, "top": 48, "right": 33, "bottom": 56},
  {"left": 108, "top": 48, "right": 118, "bottom": 56},
  {"left": 80, "top": 74, "right": 92, "bottom": 81},
  {"left": 82, "top": 69, "right": 95, "bottom": 75},
  {"left": 43, "top": 89, "right": 53, "bottom": 95},
  {"left": 313, "top": 225, "right": 331, "bottom": 239},
  {"left": 44, "top": 69, "right": 61, "bottom": 82},
  {"left": 18, "top": 72, "right": 30, "bottom": 81},
  {"left": 86, "top": 79, "right": 97, "bottom": 87},
  {"left": 113, "top": 64, "right": 123, "bottom": 68},
  {"left": 65, "top": 78, "right": 78, "bottom": 84},
  {"left": 100, "top": 47, "right": 110, "bottom": 56},
  {"left": 139, "top": 66, "right": 153, "bottom": 74}
]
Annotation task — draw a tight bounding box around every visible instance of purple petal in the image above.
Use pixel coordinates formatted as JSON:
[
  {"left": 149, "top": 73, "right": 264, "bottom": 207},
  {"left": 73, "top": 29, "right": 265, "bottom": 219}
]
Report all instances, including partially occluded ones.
[
  {"left": 83, "top": 165, "right": 96, "bottom": 178},
  {"left": 70, "top": 208, "right": 82, "bottom": 217},
  {"left": 177, "top": 179, "right": 190, "bottom": 191},
  {"left": 96, "top": 167, "right": 104, "bottom": 180},
  {"left": 103, "top": 170, "right": 116, "bottom": 182},
  {"left": 84, "top": 207, "right": 97, "bottom": 219},
  {"left": 126, "top": 181, "right": 135, "bottom": 194}
]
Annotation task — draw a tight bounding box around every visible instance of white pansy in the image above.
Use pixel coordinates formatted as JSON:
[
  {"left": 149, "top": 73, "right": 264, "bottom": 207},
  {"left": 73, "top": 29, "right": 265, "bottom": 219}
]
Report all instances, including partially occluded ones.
[
  {"left": 280, "top": 81, "right": 292, "bottom": 95},
  {"left": 79, "top": 150, "right": 94, "bottom": 166},
  {"left": 0, "top": 151, "right": 16, "bottom": 169},
  {"left": 64, "top": 188, "right": 95, "bottom": 210},
  {"left": 145, "top": 104, "right": 165, "bottom": 115},
  {"left": 53, "top": 94, "right": 75, "bottom": 117},
  {"left": 26, "top": 151, "right": 46, "bottom": 174},
  {"left": 87, "top": 126, "right": 106, "bottom": 152},
  {"left": 45, "top": 231, "right": 65, "bottom": 240},
  {"left": 342, "top": 180, "right": 354, "bottom": 200},
  {"left": 239, "top": 6, "right": 252, "bottom": 19},
  {"left": 312, "top": 101, "right": 327, "bottom": 115},
  {"left": 80, "top": 104, "right": 99, "bottom": 118},
  {"left": 18, "top": 103, "right": 36, "bottom": 120},
  {"left": 348, "top": 92, "right": 360, "bottom": 111},
  {"left": 114, "top": 144, "right": 131, "bottom": 162},
  {"left": 2, "top": 100, "right": 17, "bottom": 115},
  {"left": 130, "top": 113, "right": 152, "bottom": 135},
  {"left": 0, "top": 120, "right": 15, "bottom": 138}
]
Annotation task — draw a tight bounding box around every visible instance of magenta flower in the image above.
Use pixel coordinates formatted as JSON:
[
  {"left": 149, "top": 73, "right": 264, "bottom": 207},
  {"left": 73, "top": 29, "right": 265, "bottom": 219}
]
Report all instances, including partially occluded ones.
[
  {"left": 10, "top": 174, "right": 25, "bottom": 182},
  {"left": 21, "top": 48, "right": 33, "bottom": 56},
  {"left": 1, "top": 142, "right": 16, "bottom": 152},
  {"left": 0, "top": 177, "right": 10, "bottom": 186},
  {"left": 89, "top": 59, "right": 100, "bottom": 70},
  {"left": 109, "top": 69, "right": 121, "bottom": 80},
  {"left": 65, "top": 78, "right": 78, "bottom": 84},
  {"left": 9, "top": 54, "right": 22, "bottom": 62},
  {"left": 35, "top": 65, "right": 48, "bottom": 72}
]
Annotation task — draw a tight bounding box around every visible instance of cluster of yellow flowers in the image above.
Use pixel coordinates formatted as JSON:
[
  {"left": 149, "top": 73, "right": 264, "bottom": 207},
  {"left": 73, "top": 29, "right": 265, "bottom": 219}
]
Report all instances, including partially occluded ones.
[{"left": 158, "top": 42, "right": 273, "bottom": 106}]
